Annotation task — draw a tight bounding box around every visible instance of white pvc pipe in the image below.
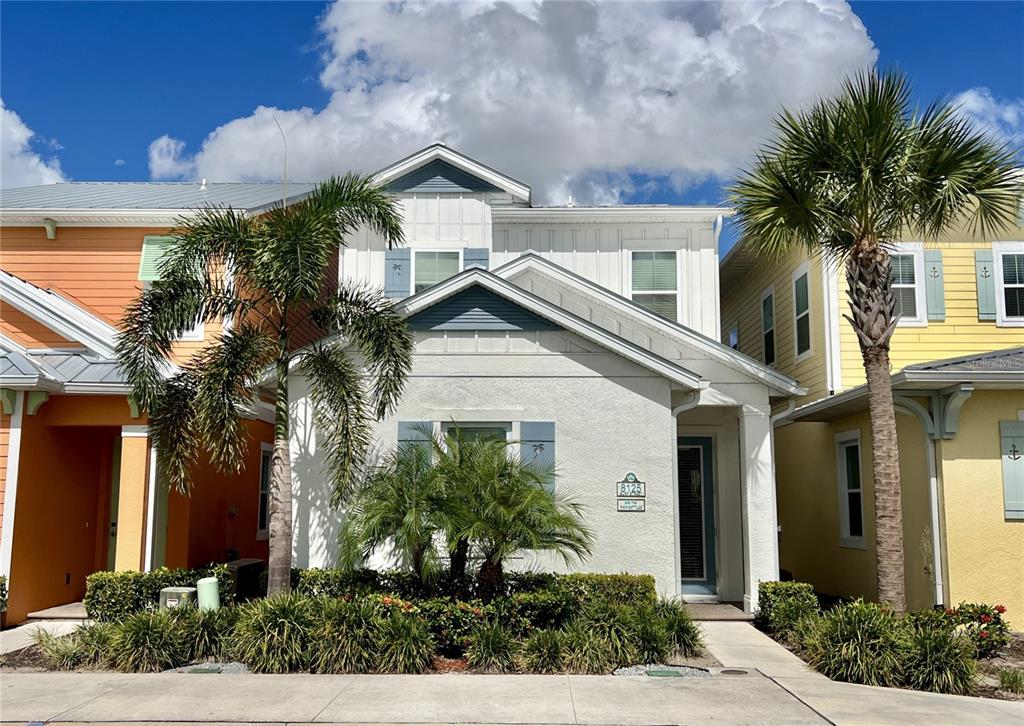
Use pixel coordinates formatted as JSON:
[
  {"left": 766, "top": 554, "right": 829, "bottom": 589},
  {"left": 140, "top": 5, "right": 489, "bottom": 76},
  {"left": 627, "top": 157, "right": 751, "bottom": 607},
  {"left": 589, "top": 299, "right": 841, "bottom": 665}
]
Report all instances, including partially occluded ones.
[{"left": 925, "top": 435, "right": 945, "bottom": 607}]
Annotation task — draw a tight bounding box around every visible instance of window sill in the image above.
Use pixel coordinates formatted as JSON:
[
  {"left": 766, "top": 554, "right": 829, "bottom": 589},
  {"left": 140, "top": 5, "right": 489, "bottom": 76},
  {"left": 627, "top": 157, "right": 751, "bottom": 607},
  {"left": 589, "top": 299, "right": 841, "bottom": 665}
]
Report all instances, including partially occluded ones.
[
  {"left": 839, "top": 536, "right": 866, "bottom": 550},
  {"left": 995, "top": 318, "right": 1024, "bottom": 327},
  {"left": 895, "top": 318, "right": 928, "bottom": 328},
  {"left": 794, "top": 350, "right": 813, "bottom": 365}
]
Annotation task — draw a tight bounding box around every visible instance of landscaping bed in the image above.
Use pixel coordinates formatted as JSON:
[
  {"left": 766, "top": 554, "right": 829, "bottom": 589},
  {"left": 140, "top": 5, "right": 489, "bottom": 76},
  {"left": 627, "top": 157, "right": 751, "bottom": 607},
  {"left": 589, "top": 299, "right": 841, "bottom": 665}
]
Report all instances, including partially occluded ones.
[
  {"left": 755, "top": 581, "right": 1024, "bottom": 701},
  {"left": 11, "top": 567, "right": 706, "bottom": 677}
]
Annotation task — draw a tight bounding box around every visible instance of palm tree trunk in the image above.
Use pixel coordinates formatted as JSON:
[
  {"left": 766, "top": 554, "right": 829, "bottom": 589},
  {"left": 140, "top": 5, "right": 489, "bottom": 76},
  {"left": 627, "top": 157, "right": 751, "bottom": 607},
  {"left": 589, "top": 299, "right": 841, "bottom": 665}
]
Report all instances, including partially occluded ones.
[
  {"left": 448, "top": 537, "right": 470, "bottom": 596},
  {"left": 267, "top": 327, "right": 293, "bottom": 596},
  {"left": 477, "top": 557, "right": 504, "bottom": 601},
  {"left": 846, "top": 248, "right": 906, "bottom": 613}
]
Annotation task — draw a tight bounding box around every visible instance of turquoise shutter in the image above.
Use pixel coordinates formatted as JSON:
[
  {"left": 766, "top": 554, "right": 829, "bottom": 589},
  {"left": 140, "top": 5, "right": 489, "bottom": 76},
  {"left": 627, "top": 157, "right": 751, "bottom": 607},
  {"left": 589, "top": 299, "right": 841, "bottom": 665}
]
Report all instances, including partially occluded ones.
[
  {"left": 385, "top": 248, "right": 412, "bottom": 298},
  {"left": 139, "top": 236, "right": 175, "bottom": 281},
  {"left": 521, "top": 421, "right": 555, "bottom": 493},
  {"left": 924, "top": 250, "right": 945, "bottom": 321},
  {"left": 398, "top": 421, "right": 431, "bottom": 451},
  {"left": 1000, "top": 421, "right": 1024, "bottom": 520},
  {"left": 975, "top": 250, "right": 996, "bottom": 320},
  {"left": 463, "top": 248, "right": 489, "bottom": 270}
]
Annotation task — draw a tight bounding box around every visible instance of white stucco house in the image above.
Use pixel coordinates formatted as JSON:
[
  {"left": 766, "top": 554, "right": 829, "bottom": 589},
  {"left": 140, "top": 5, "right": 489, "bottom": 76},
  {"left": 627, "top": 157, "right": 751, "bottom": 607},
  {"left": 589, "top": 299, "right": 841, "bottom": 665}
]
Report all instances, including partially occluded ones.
[{"left": 289, "top": 144, "right": 803, "bottom": 611}]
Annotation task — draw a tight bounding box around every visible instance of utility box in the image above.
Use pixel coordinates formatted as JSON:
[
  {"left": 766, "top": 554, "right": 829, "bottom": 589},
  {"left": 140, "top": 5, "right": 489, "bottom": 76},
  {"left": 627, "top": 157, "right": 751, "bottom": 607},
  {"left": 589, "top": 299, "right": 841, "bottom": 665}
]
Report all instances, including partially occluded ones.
[{"left": 159, "top": 586, "right": 197, "bottom": 609}]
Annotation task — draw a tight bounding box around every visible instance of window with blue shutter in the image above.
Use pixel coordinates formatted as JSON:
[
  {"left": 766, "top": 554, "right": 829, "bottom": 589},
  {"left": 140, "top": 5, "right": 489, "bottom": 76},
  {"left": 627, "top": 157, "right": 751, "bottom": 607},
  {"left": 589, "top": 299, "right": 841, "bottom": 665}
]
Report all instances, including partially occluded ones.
[
  {"left": 520, "top": 421, "right": 556, "bottom": 493},
  {"left": 413, "top": 251, "right": 460, "bottom": 294},
  {"left": 1000, "top": 421, "right": 1024, "bottom": 520},
  {"left": 975, "top": 250, "right": 996, "bottom": 320},
  {"left": 139, "top": 236, "right": 175, "bottom": 281},
  {"left": 385, "top": 248, "right": 412, "bottom": 298},
  {"left": 924, "top": 250, "right": 945, "bottom": 321},
  {"left": 463, "top": 248, "right": 489, "bottom": 270}
]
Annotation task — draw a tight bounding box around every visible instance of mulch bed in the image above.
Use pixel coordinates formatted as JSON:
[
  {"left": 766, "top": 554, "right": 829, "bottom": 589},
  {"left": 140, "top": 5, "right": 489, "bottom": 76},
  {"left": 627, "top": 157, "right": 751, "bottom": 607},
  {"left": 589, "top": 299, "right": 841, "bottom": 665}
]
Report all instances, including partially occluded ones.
[
  {"left": 0, "top": 644, "right": 50, "bottom": 672},
  {"left": 976, "top": 633, "right": 1024, "bottom": 701}
]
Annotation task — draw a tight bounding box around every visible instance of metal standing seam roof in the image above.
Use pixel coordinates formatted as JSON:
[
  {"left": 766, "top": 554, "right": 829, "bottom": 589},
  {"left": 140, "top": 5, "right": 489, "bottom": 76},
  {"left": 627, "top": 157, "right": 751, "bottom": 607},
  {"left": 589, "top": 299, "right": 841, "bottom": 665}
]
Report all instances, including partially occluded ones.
[
  {"left": 0, "top": 182, "right": 319, "bottom": 211},
  {"left": 0, "top": 350, "right": 127, "bottom": 386},
  {"left": 904, "top": 347, "right": 1024, "bottom": 372}
]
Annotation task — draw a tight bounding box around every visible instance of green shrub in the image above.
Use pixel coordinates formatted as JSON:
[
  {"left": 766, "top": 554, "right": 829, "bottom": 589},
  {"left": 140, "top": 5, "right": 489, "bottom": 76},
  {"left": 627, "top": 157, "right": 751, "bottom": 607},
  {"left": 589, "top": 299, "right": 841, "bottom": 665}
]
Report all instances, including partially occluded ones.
[
  {"left": 374, "top": 610, "right": 435, "bottom": 673},
  {"left": 902, "top": 610, "right": 976, "bottom": 695},
  {"left": 629, "top": 610, "right": 670, "bottom": 664},
  {"left": 998, "top": 668, "right": 1024, "bottom": 694},
  {"left": 296, "top": 568, "right": 382, "bottom": 598},
  {"left": 84, "top": 565, "right": 233, "bottom": 621},
  {"left": 466, "top": 620, "right": 519, "bottom": 673},
  {"left": 230, "top": 594, "right": 315, "bottom": 673},
  {"left": 579, "top": 600, "right": 638, "bottom": 666},
  {"left": 308, "top": 597, "right": 378, "bottom": 674},
  {"left": 33, "top": 629, "right": 87, "bottom": 671},
  {"left": 504, "top": 572, "right": 559, "bottom": 595},
  {"left": 76, "top": 622, "right": 116, "bottom": 667},
  {"left": 801, "top": 600, "right": 907, "bottom": 687},
  {"left": 417, "top": 598, "right": 489, "bottom": 655},
  {"left": 756, "top": 581, "right": 818, "bottom": 634},
  {"left": 172, "top": 606, "right": 238, "bottom": 662},
  {"left": 558, "top": 573, "right": 656, "bottom": 607},
  {"left": 561, "top": 621, "right": 614, "bottom": 674},
  {"left": 506, "top": 588, "right": 577, "bottom": 631},
  {"left": 945, "top": 603, "right": 1011, "bottom": 659},
  {"left": 521, "top": 629, "right": 564, "bottom": 673},
  {"left": 653, "top": 599, "right": 703, "bottom": 657},
  {"left": 109, "top": 610, "right": 188, "bottom": 672}
]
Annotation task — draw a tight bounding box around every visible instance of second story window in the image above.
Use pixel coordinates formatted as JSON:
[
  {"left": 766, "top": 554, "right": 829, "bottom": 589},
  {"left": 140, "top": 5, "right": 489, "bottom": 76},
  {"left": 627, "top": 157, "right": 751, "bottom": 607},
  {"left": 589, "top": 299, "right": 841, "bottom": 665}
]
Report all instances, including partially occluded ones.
[
  {"left": 140, "top": 234, "right": 204, "bottom": 341},
  {"left": 994, "top": 242, "right": 1024, "bottom": 326},
  {"left": 413, "top": 251, "right": 461, "bottom": 294},
  {"left": 793, "top": 268, "right": 811, "bottom": 359},
  {"left": 889, "top": 243, "right": 926, "bottom": 326},
  {"left": 761, "top": 288, "right": 775, "bottom": 365},
  {"left": 631, "top": 251, "right": 678, "bottom": 321}
]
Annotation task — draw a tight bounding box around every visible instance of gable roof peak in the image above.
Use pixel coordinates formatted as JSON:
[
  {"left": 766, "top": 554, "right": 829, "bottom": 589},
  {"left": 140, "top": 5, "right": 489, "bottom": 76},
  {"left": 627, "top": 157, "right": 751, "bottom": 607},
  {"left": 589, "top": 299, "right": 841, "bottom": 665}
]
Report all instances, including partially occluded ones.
[{"left": 373, "top": 144, "right": 531, "bottom": 203}]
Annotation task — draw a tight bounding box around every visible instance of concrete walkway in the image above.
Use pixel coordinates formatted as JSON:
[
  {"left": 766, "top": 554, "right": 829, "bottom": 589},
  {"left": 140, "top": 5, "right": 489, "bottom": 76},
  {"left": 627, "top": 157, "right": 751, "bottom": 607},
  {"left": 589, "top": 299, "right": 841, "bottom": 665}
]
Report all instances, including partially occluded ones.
[{"left": 0, "top": 620, "right": 84, "bottom": 655}]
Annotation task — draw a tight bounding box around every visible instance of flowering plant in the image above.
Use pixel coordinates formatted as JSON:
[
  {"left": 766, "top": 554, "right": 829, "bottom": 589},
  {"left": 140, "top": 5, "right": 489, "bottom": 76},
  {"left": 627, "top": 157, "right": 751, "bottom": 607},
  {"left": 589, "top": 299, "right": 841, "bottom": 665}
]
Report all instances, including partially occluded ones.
[{"left": 945, "top": 603, "right": 1011, "bottom": 658}]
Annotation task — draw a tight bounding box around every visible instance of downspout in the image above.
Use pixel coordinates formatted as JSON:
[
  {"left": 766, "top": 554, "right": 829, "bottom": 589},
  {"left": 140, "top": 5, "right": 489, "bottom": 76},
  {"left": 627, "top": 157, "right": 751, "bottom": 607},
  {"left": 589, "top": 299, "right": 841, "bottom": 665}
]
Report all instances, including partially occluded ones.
[
  {"left": 770, "top": 400, "right": 795, "bottom": 427},
  {"left": 924, "top": 435, "right": 945, "bottom": 609}
]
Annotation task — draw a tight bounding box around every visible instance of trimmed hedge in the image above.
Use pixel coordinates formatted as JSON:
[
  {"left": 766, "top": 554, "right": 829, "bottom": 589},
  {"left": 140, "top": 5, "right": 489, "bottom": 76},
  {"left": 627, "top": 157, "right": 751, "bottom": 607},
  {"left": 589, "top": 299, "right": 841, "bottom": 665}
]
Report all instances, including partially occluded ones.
[
  {"left": 84, "top": 566, "right": 233, "bottom": 621},
  {"left": 756, "top": 581, "right": 818, "bottom": 633}
]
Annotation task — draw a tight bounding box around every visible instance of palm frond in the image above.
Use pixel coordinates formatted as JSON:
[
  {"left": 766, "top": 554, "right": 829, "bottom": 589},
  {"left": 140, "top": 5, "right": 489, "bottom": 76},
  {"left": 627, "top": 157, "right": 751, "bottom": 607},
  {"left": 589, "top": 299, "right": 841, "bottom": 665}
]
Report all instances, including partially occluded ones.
[{"left": 149, "top": 372, "right": 201, "bottom": 494}]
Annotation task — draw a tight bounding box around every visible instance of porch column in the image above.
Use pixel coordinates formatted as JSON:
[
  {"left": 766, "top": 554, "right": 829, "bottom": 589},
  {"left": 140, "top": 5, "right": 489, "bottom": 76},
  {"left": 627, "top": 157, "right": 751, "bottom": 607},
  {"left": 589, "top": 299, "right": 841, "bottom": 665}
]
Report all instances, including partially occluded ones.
[
  {"left": 738, "top": 403, "right": 779, "bottom": 612},
  {"left": 114, "top": 425, "right": 150, "bottom": 571}
]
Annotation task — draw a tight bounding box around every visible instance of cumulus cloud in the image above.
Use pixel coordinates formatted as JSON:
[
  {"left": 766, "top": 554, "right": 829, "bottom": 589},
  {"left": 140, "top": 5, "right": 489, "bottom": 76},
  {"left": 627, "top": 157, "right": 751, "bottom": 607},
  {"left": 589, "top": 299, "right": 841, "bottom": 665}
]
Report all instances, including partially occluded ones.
[
  {"left": 953, "top": 87, "right": 1024, "bottom": 148},
  {"left": 148, "top": 0, "right": 877, "bottom": 203},
  {"left": 1, "top": 99, "right": 65, "bottom": 188},
  {"left": 114, "top": 159, "right": 126, "bottom": 167}
]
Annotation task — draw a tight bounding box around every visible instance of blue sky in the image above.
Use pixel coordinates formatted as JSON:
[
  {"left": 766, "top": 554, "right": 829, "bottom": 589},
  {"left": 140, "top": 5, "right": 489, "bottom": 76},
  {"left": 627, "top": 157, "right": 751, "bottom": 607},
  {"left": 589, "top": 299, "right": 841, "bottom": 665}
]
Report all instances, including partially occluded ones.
[{"left": 2, "top": 0, "right": 1022, "bottom": 252}]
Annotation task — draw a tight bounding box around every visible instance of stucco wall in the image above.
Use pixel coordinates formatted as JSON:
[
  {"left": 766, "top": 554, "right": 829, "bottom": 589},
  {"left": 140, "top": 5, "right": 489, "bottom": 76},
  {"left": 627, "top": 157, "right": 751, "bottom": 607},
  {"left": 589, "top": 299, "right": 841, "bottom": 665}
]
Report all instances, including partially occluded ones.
[
  {"left": 289, "top": 328, "right": 682, "bottom": 595},
  {"left": 940, "top": 390, "right": 1024, "bottom": 627}
]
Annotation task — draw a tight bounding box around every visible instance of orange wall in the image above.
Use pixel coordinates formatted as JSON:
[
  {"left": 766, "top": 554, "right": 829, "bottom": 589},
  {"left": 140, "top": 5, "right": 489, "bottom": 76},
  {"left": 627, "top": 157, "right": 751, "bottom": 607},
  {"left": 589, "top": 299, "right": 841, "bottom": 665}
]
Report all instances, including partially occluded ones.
[{"left": 0, "top": 409, "right": 10, "bottom": 543}]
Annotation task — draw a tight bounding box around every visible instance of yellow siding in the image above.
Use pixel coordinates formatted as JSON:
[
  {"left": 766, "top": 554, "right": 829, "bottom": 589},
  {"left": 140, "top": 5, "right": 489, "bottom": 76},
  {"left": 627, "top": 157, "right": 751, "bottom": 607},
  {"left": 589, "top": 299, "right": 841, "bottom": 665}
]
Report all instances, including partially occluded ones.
[
  {"left": 939, "top": 390, "right": 1024, "bottom": 628},
  {"left": 775, "top": 412, "right": 934, "bottom": 612},
  {"left": 720, "top": 248, "right": 830, "bottom": 404}
]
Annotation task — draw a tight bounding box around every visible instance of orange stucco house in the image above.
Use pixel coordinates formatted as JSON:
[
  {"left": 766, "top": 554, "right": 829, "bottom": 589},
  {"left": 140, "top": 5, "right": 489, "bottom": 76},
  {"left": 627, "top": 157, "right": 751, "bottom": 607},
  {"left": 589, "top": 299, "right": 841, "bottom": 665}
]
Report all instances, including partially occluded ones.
[{"left": 0, "top": 184, "right": 305, "bottom": 624}]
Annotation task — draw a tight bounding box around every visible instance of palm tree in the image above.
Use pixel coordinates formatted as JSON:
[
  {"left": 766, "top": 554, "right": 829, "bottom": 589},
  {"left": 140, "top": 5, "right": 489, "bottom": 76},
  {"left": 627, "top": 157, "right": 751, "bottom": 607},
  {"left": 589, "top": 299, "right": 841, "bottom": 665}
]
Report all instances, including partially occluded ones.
[
  {"left": 730, "top": 70, "right": 1021, "bottom": 611},
  {"left": 116, "top": 174, "right": 414, "bottom": 595},
  {"left": 339, "top": 442, "right": 447, "bottom": 584}
]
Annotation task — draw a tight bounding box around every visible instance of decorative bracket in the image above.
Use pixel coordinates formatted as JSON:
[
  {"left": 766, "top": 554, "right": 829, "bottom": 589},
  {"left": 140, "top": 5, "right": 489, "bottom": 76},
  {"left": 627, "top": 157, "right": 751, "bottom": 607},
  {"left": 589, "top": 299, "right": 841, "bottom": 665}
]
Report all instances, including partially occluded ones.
[
  {"left": 128, "top": 396, "right": 142, "bottom": 419},
  {"left": 26, "top": 390, "right": 49, "bottom": 415},
  {"left": 0, "top": 388, "right": 17, "bottom": 416},
  {"left": 893, "top": 395, "right": 937, "bottom": 439},
  {"left": 938, "top": 384, "right": 974, "bottom": 440}
]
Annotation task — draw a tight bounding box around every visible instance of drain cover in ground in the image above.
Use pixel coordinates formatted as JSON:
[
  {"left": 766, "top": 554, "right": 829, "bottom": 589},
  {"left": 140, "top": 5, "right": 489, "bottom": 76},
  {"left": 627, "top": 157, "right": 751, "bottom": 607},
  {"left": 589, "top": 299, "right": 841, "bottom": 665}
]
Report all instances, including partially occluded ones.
[
  {"left": 720, "top": 669, "right": 749, "bottom": 675},
  {"left": 646, "top": 668, "right": 684, "bottom": 677}
]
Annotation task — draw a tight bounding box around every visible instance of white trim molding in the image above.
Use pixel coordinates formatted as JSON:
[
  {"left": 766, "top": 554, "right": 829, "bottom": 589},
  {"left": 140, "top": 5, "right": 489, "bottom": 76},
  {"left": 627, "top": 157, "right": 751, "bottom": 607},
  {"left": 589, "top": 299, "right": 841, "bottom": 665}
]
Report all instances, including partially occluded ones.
[
  {"left": 891, "top": 241, "right": 928, "bottom": 327},
  {"left": 372, "top": 143, "right": 532, "bottom": 203},
  {"left": 993, "top": 241, "right": 1024, "bottom": 327},
  {"left": 791, "top": 262, "right": 812, "bottom": 363},
  {"left": 0, "top": 391, "right": 25, "bottom": 581}
]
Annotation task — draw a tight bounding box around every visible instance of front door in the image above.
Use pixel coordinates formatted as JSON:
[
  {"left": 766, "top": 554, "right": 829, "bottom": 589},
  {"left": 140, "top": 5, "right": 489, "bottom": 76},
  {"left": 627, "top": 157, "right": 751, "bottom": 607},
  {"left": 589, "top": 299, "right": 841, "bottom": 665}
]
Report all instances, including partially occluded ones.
[{"left": 678, "top": 437, "right": 716, "bottom": 594}]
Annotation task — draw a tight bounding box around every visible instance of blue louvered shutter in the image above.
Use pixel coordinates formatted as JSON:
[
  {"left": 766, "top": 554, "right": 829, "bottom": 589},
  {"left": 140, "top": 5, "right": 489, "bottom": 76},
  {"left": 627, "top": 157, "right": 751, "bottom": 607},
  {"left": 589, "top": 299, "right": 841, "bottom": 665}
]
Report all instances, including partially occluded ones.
[
  {"left": 975, "top": 250, "right": 996, "bottom": 321},
  {"left": 398, "top": 421, "right": 432, "bottom": 452},
  {"left": 385, "top": 248, "right": 412, "bottom": 298},
  {"left": 924, "top": 250, "right": 945, "bottom": 321},
  {"left": 463, "top": 248, "right": 489, "bottom": 270},
  {"left": 1000, "top": 421, "right": 1024, "bottom": 520},
  {"left": 521, "top": 421, "right": 555, "bottom": 493}
]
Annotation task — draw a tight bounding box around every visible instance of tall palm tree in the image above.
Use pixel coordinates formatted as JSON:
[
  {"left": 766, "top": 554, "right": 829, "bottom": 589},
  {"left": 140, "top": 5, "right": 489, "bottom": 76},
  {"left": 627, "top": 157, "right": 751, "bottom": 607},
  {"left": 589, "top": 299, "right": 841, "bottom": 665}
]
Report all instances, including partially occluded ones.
[
  {"left": 117, "top": 175, "right": 414, "bottom": 595},
  {"left": 730, "top": 70, "right": 1021, "bottom": 611}
]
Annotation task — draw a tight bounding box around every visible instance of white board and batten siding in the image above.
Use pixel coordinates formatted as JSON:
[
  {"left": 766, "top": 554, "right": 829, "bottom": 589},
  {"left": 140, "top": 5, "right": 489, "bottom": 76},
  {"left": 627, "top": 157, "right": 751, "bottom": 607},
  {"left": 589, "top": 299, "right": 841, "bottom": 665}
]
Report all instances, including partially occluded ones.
[{"left": 340, "top": 193, "right": 723, "bottom": 340}]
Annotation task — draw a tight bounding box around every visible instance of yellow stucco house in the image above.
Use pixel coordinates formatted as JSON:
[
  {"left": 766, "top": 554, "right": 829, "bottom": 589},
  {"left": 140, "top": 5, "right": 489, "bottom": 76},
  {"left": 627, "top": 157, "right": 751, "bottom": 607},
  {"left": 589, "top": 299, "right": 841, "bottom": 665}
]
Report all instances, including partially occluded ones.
[{"left": 720, "top": 223, "right": 1024, "bottom": 627}]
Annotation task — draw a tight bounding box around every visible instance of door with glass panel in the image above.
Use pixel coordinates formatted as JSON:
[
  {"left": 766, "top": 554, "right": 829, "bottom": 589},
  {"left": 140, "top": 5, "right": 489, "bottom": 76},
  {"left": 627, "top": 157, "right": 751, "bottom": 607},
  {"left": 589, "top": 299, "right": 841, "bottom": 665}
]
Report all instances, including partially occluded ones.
[{"left": 678, "top": 437, "right": 716, "bottom": 594}]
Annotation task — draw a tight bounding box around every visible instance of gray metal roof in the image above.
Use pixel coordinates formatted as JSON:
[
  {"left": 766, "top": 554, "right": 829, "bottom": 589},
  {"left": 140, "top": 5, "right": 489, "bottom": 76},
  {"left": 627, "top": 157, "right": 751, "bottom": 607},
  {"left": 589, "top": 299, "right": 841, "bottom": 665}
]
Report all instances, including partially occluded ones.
[
  {"left": 0, "top": 350, "right": 126, "bottom": 387},
  {"left": 0, "top": 182, "right": 318, "bottom": 211},
  {"left": 906, "top": 347, "right": 1024, "bottom": 372}
]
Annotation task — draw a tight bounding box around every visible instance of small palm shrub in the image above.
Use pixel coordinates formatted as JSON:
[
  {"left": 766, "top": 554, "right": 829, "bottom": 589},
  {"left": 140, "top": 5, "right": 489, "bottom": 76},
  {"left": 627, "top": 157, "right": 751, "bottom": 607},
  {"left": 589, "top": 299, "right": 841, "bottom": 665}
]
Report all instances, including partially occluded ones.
[
  {"left": 902, "top": 611, "right": 976, "bottom": 695},
  {"left": 374, "top": 610, "right": 435, "bottom": 673},
  {"left": 801, "top": 600, "right": 907, "bottom": 687},
  {"left": 562, "top": 621, "right": 614, "bottom": 674},
  {"left": 521, "top": 629, "right": 564, "bottom": 673},
  {"left": 653, "top": 599, "right": 703, "bottom": 657},
  {"left": 998, "top": 668, "right": 1024, "bottom": 694},
  {"left": 466, "top": 620, "right": 519, "bottom": 673},
  {"left": 309, "top": 598, "right": 378, "bottom": 674},
  {"left": 231, "top": 594, "right": 315, "bottom": 673},
  {"left": 109, "top": 610, "right": 187, "bottom": 672},
  {"left": 76, "top": 622, "right": 116, "bottom": 667},
  {"left": 172, "top": 606, "right": 238, "bottom": 662},
  {"left": 33, "top": 630, "right": 87, "bottom": 671}
]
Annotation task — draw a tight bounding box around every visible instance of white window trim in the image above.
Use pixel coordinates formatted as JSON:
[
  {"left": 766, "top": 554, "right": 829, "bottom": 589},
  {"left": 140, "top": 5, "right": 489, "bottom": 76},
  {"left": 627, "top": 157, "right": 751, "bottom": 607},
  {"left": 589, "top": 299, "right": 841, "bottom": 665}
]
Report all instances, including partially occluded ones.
[
  {"left": 257, "top": 442, "right": 273, "bottom": 541},
  {"left": 628, "top": 250, "right": 681, "bottom": 322},
  {"left": 177, "top": 318, "right": 205, "bottom": 342},
  {"left": 835, "top": 429, "right": 866, "bottom": 550},
  {"left": 791, "top": 262, "right": 812, "bottom": 363},
  {"left": 724, "top": 319, "right": 739, "bottom": 351},
  {"left": 891, "top": 242, "right": 928, "bottom": 327},
  {"left": 993, "top": 241, "right": 1024, "bottom": 327},
  {"left": 411, "top": 248, "right": 463, "bottom": 296},
  {"left": 760, "top": 286, "right": 776, "bottom": 367}
]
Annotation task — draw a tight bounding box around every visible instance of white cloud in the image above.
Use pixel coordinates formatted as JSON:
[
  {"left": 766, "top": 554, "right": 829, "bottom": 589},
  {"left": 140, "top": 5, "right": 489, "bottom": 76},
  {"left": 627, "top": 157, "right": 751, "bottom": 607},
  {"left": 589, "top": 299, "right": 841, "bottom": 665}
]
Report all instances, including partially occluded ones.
[
  {"left": 148, "top": 0, "right": 877, "bottom": 203},
  {"left": 114, "top": 158, "right": 126, "bottom": 167},
  {"left": 1, "top": 99, "right": 65, "bottom": 188},
  {"left": 953, "top": 87, "right": 1024, "bottom": 148}
]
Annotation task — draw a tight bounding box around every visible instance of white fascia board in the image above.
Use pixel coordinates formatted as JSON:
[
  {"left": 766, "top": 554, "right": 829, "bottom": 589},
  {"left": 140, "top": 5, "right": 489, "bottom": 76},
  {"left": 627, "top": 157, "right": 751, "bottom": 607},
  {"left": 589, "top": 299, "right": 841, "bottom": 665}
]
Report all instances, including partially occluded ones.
[
  {"left": 494, "top": 253, "right": 804, "bottom": 397},
  {"left": 492, "top": 206, "right": 733, "bottom": 224},
  {"left": 0, "top": 271, "right": 118, "bottom": 358},
  {"left": 396, "top": 268, "right": 707, "bottom": 390},
  {"left": 372, "top": 145, "right": 532, "bottom": 202},
  {"left": 0, "top": 208, "right": 209, "bottom": 227}
]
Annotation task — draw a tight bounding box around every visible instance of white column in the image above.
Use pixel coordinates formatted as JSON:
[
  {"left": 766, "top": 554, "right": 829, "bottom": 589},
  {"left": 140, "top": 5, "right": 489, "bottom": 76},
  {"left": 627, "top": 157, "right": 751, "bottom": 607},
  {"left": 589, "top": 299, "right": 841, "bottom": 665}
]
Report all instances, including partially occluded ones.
[
  {"left": 738, "top": 403, "right": 779, "bottom": 612},
  {"left": 0, "top": 391, "right": 26, "bottom": 581}
]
